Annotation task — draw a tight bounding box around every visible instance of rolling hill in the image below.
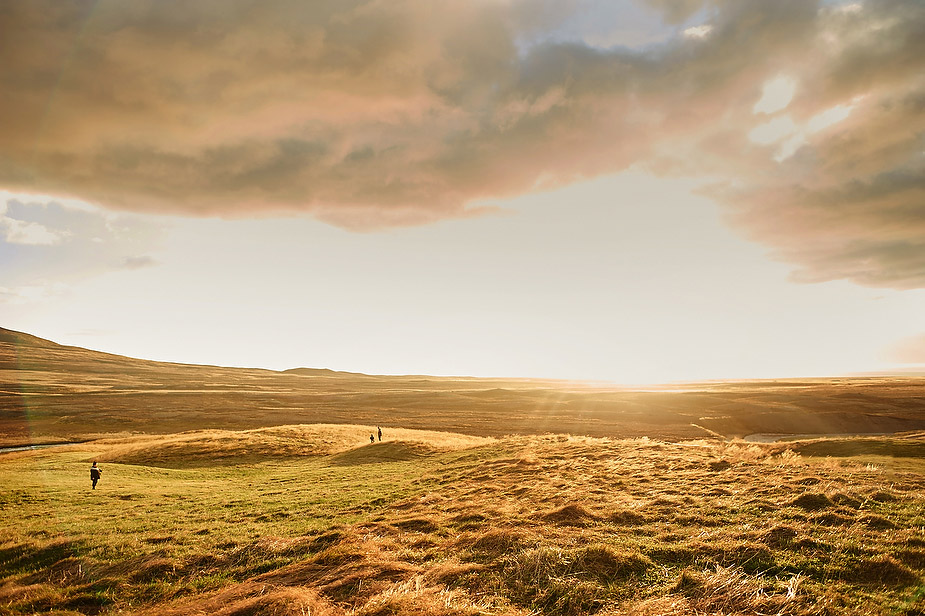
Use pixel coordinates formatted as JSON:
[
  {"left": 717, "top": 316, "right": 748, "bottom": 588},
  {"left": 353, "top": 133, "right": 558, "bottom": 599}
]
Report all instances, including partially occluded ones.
[{"left": 2, "top": 326, "right": 925, "bottom": 447}]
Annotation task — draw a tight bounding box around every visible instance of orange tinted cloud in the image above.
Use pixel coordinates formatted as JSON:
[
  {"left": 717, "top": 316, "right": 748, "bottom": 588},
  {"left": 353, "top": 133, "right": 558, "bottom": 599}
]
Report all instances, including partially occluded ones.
[{"left": 1, "top": 0, "right": 923, "bottom": 286}]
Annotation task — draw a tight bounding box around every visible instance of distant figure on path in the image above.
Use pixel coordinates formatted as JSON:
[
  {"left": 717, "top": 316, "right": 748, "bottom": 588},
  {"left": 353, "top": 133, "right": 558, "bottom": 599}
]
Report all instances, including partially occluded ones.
[
  {"left": 377, "top": 426, "right": 382, "bottom": 442},
  {"left": 90, "top": 461, "right": 102, "bottom": 490},
  {"left": 370, "top": 433, "right": 375, "bottom": 444}
]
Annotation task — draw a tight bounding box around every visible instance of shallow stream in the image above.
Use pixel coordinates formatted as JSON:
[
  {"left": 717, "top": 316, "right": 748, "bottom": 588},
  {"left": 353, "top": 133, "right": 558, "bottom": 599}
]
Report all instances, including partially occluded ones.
[
  {"left": 0, "top": 443, "right": 74, "bottom": 454},
  {"left": 742, "top": 432, "right": 889, "bottom": 443}
]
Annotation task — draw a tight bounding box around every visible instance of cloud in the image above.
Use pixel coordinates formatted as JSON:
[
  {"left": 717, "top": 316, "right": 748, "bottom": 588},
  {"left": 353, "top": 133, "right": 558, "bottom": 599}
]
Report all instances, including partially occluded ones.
[
  {"left": 752, "top": 75, "right": 796, "bottom": 114},
  {"left": 0, "top": 0, "right": 923, "bottom": 286},
  {"left": 0, "top": 217, "right": 64, "bottom": 245},
  {"left": 0, "top": 202, "right": 67, "bottom": 245},
  {"left": 0, "top": 194, "right": 165, "bottom": 287},
  {"left": 121, "top": 255, "right": 158, "bottom": 270},
  {"left": 0, "top": 282, "right": 71, "bottom": 305},
  {"left": 644, "top": 0, "right": 712, "bottom": 25}
]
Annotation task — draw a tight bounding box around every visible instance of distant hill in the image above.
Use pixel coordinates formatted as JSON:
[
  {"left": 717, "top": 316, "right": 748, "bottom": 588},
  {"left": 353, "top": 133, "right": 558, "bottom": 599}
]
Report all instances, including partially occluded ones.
[
  {"left": 0, "top": 326, "right": 244, "bottom": 374},
  {"left": 283, "top": 367, "right": 376, "bottom": 378},
  {"left": 0, "top": 327, "right": 62, "bottom": 349},
  {"left": 2, "top": 326, "right": 925, "bottom": 447}
]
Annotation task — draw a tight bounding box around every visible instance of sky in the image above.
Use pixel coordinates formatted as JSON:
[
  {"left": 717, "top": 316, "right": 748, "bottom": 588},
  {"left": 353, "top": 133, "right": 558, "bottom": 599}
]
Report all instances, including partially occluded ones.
[{"left": 1, "top": 0, "right": 924, "bottom": 384}]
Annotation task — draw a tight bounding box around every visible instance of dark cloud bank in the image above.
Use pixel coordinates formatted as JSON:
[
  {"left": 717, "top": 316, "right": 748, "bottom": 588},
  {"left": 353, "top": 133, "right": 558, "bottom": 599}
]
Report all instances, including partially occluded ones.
[{"left": 1, "top": 0, "right": 923, "bottom": 288}]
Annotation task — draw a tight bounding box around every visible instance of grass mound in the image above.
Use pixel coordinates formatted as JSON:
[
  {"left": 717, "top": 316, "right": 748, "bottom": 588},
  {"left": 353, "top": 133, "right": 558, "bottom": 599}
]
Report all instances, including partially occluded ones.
[
  {"left": 860, "top": 514, "right": 896, "bottom": 529},
  {"left": 608, "top": 508, "right": 648, "bottom": 525},
  {"left": 329, "top": 442, "right": 433, "bottom": 466},
  {"left": 541, "top": 503, "right": 599, "bottom": 526},
  {"left": 788, "top": 435, "right": 925, "bottom": 459},
  {"left": 831, "top": 492, "right": 862, "bottom": 508},
  {"left": 355, "top": 584, "right": 486, "bottom": 616},
  {"left": 391, "top": 517, "right": 441, "bottom": 533},
  {"left": 574, "top": 544, "right": 653, "bottom": 579},
  {"left": 790, "top": 493, "right": 833, "bottom": 511},
  {"left": 497, "top": 547, "right": 606, "bottom": 614},
  {"left": 127, "top": 557, "right": 176, "bottom": 582},
  {"left": 763, "top": 525, "right": 799, "bottom": 546},
  {"left": 674, "top": 565, "right": 808, "bottom": 615},
  {"left": 462, "top": 529, "right": 529, "bottom": 558},
  {"left": 136, "top": 582, "right": 338, "bottom": 616},
  {"left": 810, "top": 512, "right": 855, "bottom": 526},
  {"left": 840, "top": 555, "right": 919, "bottom": 585},
  {"left": 91, "top": 425, "right": 492, "bottom": 468}
]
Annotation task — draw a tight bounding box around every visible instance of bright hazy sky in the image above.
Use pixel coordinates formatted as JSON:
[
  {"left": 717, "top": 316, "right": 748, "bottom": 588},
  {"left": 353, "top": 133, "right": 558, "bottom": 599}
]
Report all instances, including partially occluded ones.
[{"left": 1, "top": 0, "right": 924, "bottom": 384}]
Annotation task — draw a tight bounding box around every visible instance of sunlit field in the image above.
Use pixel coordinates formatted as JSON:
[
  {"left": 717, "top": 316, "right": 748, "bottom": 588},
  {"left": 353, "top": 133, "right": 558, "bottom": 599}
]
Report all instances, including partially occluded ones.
[
  {"left": 2, "top": 426, "right": 924, "bottom": 615},
  {"left": 3, "top": 329, "right": 925, "bottom": 614},
  {"left": 4, "top": 327, "right": 925, "bottom": 449},
  {"left": 4, "top": 0, "right": 925, "bottom": 613}
]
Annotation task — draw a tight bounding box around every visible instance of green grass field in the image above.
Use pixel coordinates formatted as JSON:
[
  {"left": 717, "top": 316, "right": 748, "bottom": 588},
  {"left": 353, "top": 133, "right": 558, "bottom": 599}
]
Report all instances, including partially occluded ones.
[{"left": 2, "top": 426, "right": 924, "bottom": 615}]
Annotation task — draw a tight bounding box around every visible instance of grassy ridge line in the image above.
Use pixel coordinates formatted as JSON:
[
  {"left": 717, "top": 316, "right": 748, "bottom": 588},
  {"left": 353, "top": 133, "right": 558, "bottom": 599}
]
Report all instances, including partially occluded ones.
[
  {"left": 88, "top": 424, "right": 492, "bottom": 468},
  {"left": 2, "top": 426, "right": 924, "bottom": 615}
]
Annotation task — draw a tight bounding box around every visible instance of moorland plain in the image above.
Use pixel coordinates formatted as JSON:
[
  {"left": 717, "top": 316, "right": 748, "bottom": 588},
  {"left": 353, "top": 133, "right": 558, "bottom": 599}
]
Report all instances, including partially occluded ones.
[
  {"left": 2, "top": 427, "right": 924, "bottom": 615},
  {"left": 2, "top": 328, "right": 924, "bottom": 614},
  {"left": 3, "top": 328, "right": 925, "bottom": 447}
]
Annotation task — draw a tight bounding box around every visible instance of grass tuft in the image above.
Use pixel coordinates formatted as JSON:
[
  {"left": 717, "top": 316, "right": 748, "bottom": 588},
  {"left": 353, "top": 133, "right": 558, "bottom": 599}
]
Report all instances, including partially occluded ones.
[
  {"left": 573, "top": 544, "right": 653, "bottom": 580},
  {"left": 128, "top": 557, "right": 177, "bottom": 583},
  {"left": 831, "top": 492, "right": 862, "bottom": 508},
  {"left": 763, "top": 525, "right": 799, "bottom": 547},
  {"left": 869, "top": 490, "right": 899, "bottom": 503},
  {"left": 608, "top": 508, "right": 648, "bottom": 526},
  {"left": 683, "top": 565, "right": 803, "bottom": 614},
  {"left": 463, "top": 529, "right": 528, "bottom": 558},
  {"left": 790, "top": 493, "right": 833, "bottom": 511},
  {"left": 810, "top": 512, "right": 855, "bottom": 526},
  {"left": 860, "top": 514, "right": 897, "bottom": 529},
  {"left": 841, "top": 555, "right": 919, "bottom": 585},
  {"left": 541, "top": 503, "right": 598, "bottom": 526},
  {"left": 392, "top": 518, "right": 440, "bottom": 534}
]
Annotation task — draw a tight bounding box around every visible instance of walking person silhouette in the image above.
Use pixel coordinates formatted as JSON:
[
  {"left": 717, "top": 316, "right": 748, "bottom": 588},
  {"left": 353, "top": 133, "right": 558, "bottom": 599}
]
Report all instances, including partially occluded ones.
[{"left": 90, "top": 461, "right": 102, "bottom": 490}]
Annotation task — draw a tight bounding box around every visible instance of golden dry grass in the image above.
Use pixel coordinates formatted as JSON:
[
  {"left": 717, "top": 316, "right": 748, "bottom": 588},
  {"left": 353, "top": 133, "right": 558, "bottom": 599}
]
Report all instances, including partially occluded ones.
[
  {"left": 2, "top": 427, "right": 924, "bottom": 615},
  {"left": 88, "top": 424, "right": 492, "bottom": 468},
  {"left": 3, "top": 329, "right": 925, "bottom": 614}
]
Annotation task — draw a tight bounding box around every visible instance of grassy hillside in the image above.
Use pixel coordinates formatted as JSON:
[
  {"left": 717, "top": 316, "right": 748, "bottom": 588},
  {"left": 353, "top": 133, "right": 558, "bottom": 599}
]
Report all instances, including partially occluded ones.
[
  {"left": 3, "top": 327, "right": 925, "bottom": 447},
  {"left": 3, "top": 328, "right": 924, "bottom": 613},
  {"left": 1, "top": 426, "right": 923, "bottom": 615}
]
